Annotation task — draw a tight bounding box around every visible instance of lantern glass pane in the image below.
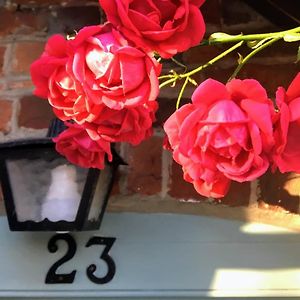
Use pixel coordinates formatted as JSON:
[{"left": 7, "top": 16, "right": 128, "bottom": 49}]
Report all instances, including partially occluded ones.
[
  {"left": 87, "top": 163, "right": 113, "bottom": 222},
  {"left": 6, "top": 157, "right": 88, "bottom": 222}
]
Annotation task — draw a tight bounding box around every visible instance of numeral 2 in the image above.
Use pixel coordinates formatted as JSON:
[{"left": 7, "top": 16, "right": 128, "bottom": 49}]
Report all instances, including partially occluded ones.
[
  {"left": 45, "top": 234, "right": 77, "bottom": 284},
  {"left": 45, "top": 234, "right": 116, "bottom": 285}
]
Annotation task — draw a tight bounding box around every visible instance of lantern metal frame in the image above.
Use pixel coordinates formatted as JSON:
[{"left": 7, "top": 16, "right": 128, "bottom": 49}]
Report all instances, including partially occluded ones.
[{"left": 0, "top": 138, "right": 122, "bottom": 232}]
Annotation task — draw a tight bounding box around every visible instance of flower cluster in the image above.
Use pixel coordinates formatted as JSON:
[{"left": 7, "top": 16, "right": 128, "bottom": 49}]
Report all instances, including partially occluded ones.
[
  {"left": 31, "top": 0, "right": 205, "bottom": 169},
  {"left": 30, "top": 0, "right": 300, "bottom": 198},
  {"left": 164, "top": 75, "right": 300, "bottom": 198}
]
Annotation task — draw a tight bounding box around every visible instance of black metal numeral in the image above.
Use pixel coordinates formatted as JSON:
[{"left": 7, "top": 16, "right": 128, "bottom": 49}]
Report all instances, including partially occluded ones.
[
  {"left": 86, "top": 237, "right": 116, "bottom": 284},
  {"left": 45, "top": 234, "right": 77, "bottom": 284}
]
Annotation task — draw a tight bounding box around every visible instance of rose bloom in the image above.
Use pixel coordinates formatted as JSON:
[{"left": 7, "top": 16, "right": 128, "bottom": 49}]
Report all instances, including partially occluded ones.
[
  {"left": 30, "top": 35, "right": 99, "bottom": 124},
  {"left": 85, "top": 101, "right": 158, "bottom": 146},
  {"left": 31, "top": 23, "right": 161, "bottom": 123},
  {"left": 164, "top": 78, "right": 275, "bottom": 198},
  {"left": 99, "top": 0, "right": 206, "bottom": 58},
  {"left": 54, "top": 122, "right": 112, "bottom": 169},
  {"left": 272, "top": 72, "right": 300, "bottom": 173}
]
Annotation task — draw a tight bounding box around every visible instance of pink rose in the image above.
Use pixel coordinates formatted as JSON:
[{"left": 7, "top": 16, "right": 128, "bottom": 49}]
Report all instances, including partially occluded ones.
[
  {"left": 85, "top": 101, "right": 158, "bottom": 146},
  {"left": 272, "top": 73, "right": 300, "bottom": 173},
  {"left": 54, "top": 122, "right": 112, "bottom": 169},
  {"left": 164, "top": 78, "right": 275, "bottom": 198},
  {"left": 99, "top": 0, "right": 206, "bottom": 58},
  {"left": 31, "top": 24, "right": 161, "bottom": 123}
]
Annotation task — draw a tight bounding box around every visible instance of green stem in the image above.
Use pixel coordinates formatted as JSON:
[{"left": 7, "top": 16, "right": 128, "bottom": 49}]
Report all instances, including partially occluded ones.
[
  {"left": 159, "top": 41, "right": 244, "bottom": 88},
  {"left": 180, "top": 41, "right": 244, "bottom": 78},
  {"left": 201, "top": 26, "right": 300, "bottom": 45},
  {"left": 176, "top": 77, "right": 189, "bottom": 109},
  {"left": 229, "top": 37, "right": 281, "bottom": 81},
  {"left": 159, "top": 74, "right": 174, "bottom": 80},
  {"left": 171, "top": 57, "right": 188, "bottom": 72},
  {"left": 159, "top": 77, "right": 178, "bottom": 89}
]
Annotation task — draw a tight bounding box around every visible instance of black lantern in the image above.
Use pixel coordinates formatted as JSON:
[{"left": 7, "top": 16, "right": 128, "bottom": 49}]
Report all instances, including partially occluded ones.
[{"left": 0, "top": 121, "right": 123, "bottom": 232}]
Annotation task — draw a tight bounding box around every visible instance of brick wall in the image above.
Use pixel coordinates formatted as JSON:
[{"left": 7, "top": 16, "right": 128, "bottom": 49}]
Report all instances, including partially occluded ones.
[{"left": 0, "top": 0, "right": 299, "bottom": 228}]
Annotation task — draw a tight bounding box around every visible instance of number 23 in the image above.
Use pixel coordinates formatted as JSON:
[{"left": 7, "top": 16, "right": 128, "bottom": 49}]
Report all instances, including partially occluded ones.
[{"left": 45, "top": 234, "right": 116, "bottom": 285}]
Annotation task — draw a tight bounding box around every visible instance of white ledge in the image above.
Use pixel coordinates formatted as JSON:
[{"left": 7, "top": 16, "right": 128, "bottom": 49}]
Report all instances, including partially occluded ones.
[{"left": 0, "top": 213, "right": 300, "bottom": 298}]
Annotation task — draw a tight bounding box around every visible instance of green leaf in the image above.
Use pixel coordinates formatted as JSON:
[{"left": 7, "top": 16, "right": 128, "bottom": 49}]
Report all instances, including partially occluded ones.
[
  {"left": 283, "top": 33, "right": 300, "bottom": 42},
  {"left": 208, "top": 32, "right": 242, "bottom": 42},
  {"left": 247, "top": 40, "right": 259, "bottom": 49},
  {"left": 237, "top": 53, "right": 243, "bottom": 64},
  {"left": 188, "top": 77, "right": 198, "bottom": 86},
  {"left": 247, "top": 37, "right": 273, "bottom": 49}
]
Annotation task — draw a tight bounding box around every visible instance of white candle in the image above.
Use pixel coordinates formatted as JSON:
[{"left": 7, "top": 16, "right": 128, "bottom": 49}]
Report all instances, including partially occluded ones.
[{"left": 41, "top": 164, "right": 81, "bottom": 222}]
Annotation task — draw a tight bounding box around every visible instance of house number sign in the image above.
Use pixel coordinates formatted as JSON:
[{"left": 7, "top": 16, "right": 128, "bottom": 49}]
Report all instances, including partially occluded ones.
[{"left": 45, "top": 234, "right": 116, "bottom": 285}]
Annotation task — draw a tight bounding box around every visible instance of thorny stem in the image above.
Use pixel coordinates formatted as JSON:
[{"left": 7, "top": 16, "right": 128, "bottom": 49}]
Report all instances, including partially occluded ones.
[
  {"left": 159, "top": 41, "right": 244, "bottom": 88},
  {"left": 229, "top": 37, "right": 281, "bottom": 81},
  {"left": 159, "top": 25, "right": 300, "bottom": 110}
]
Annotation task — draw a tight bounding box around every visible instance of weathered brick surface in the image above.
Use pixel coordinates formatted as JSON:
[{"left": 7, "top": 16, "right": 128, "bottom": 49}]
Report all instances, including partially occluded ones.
[
  {"left": 221, "top": 0, "right": 275, "bottom": 31},
  {"left": 8, "top": 0, "right": 98, "bottom": 6},
  {"left": 18, "top": 95, "right": 55, "bottom": 129},
  {"left": 169, "top": 161, "right": 207, "bottom": 201},
  {"left": 48, "top": 6, "right": 101, "bottom": 35},
  {"left": 0, "top": 0, "right": 299, "bottom": 222},
  {"left": 127, "top": 136, "right": 163, "bottom": 195},
  {"left": 259, "top": 171, "right": 300, "bottom": 214},
  {"left": 12, "top": 41, "right": 45, "bottom": 74},
  {"left": 7, "top": 79, "right": 34, "bottom": 90},
  {"left": 0, "top": 100, "right": 13, "bottom": 133},
  {"left": 220, "top": 181, "right": 251, "bottom": 207},
  {"left": 182, "top": 44, "right": 224, "bottom": 66},
  {"left": 0, "top": 47, "right": 6, "bottom": 75},
  {"left": 201, "top": 0, "right": 222, "bottom": 30},
  {"left": 0, "top": 8, "right": 47, "bottom": 36}
]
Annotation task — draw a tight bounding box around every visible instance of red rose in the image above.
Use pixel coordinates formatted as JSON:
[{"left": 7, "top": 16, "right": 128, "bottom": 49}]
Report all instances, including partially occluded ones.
[
  {"left": 272, "top": 73, "right": 300, "bottom": 173},
  {"left": 31, "top": 35, "right": 69, "bottom": 99},
  {"left": 54, "top": 123, "right": 112, "bottom": 169},
  {"left": 164, "top": 79, "right": 275, "bottom": 198},
  {"left": 85, "top": 101, "right": 158, "bottom": 146},
  {"left": 99, "top": 0, "right": 206, "bottom": 58},
  {"left": 31, "top": 24, "right": 161, "bottom": 123}
]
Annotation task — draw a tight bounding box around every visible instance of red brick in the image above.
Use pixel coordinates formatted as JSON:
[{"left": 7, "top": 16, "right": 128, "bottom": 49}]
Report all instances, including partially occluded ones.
[
  {"left": 0, "top": 8, "right": 47, "bottom": 36},
  {"left": 12, "top": 41, "right": 45, "bottom": 74},
  {"left": 169, "top": 161, "right": 207, "bottom": 201},
  {"left": 221, "top": 0, "right": 254, "bottom": 26},
  {"left": 12, "top": 0, "right": 98, "bottom": 6},
  {"left": 0, "top": 47, "right": 5, "bottom": 75},
  {"left": 110, "top": 170, "right": 121, "bottom": 196},
  {"left": 182, "top": 44, "right": 225, "bottom": 66},
  {"left": 0, "top": 82, "right": 6, "bottom": 91},
  {"left": 0, "top": 100, "right": 13, "bottom": 133},
  {"left": 219, "top": 181, "right": 251, "bottom": 207},
  {"left": 18, "top": 95, "right": 55, "bottom": 129},
  {"left": 259, "top": 171, "right": 300, "bottom": 214},
  {"left": 220, "top": 0, "right": 276, "bottom": 32},
  {"left": 127, "top": 136, "right": 162, "bottom": 195},
  {"left": 48, "top": 6, "right": 101, "bottom": 35},
  {"left": 156, "top": 97, "right": 193, "bottom": 127},
  {"left": 201, "top": 0, "right": 222, "bottom": 29}
]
